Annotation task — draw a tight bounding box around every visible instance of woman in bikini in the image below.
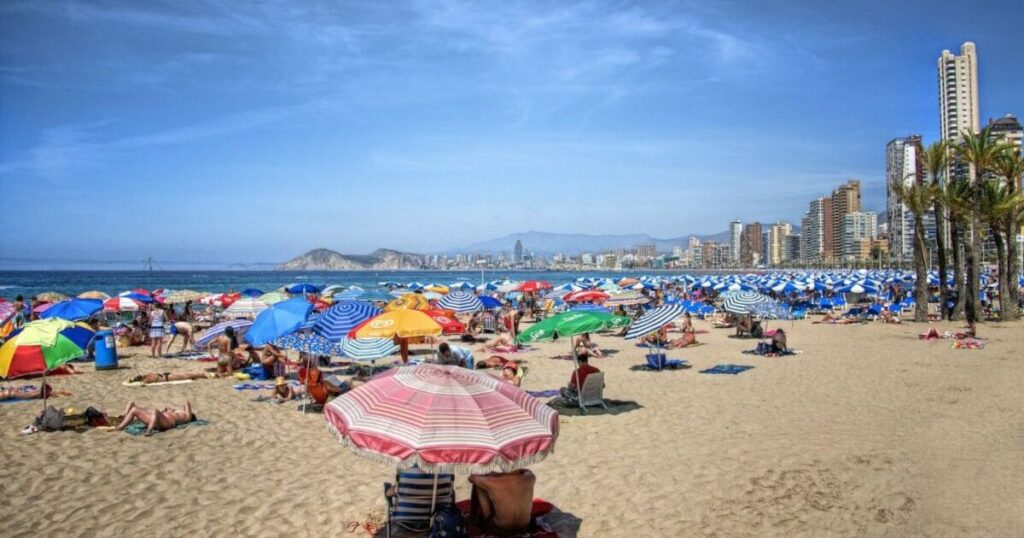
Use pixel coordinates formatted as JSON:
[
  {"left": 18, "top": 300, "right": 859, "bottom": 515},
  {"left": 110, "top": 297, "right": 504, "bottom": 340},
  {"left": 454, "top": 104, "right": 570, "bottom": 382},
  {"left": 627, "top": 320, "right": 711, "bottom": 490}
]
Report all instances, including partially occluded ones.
[
  {"left": 573, "top": 332, "right": 604, "bottom": 357},
  {"left": 0, "top": 382, "right": 54, "bottom": 401},
  {"left": 128, "top": 372, "right": 215, "bottom": 385},
  {"left": 115, "top": 400, "right": 195, "bottom": 436}
]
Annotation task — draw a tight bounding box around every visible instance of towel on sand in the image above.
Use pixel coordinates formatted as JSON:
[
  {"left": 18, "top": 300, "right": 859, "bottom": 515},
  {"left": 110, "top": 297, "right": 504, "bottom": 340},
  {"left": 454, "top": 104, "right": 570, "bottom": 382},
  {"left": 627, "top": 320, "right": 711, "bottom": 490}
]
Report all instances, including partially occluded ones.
[
  {"left": 526, "top": 389, "right": 560, "bottom": 398},
  {"left": 122, "top": 379, "right": 195, "bottom": 387},
  {"left": 700, "top": 364, "right": 754, "bottom": 375},
  {"left": 122, "top": 419, "right": 210, "bottom": 436}
]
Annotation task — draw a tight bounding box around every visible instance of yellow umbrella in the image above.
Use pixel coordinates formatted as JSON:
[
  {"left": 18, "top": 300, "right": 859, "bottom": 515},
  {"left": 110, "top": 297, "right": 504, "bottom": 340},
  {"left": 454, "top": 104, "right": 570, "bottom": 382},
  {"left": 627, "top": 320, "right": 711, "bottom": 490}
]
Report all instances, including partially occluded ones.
[
  {"left": 351, "top": 310, "right": 442, "bottom": 339},
  {"left": 77, "top": 291, "right": 111, "bottom": 300},
  {"left": 385, "top": 293, "right": 431, "bottom": 312},
  {"left": 164, "top": 289, "right": 205, "bottom": 304},
  {"left": 424, "top": 284, "right": 450, "bottom": 294},
  {"left": 259, "top": 291, "right": 290, "bottom": 304}
]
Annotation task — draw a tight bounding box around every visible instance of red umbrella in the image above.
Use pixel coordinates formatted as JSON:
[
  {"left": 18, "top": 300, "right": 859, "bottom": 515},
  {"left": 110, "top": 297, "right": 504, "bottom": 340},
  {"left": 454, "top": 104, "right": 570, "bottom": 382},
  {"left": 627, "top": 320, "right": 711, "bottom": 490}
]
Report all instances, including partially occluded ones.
[
  {"left": 219, "top": 293, "right": 240, "bottom": 308},
  {"left": 103, "top": 297, "right": 144, "bottom": 311},
  {"left": 517, "top": 280, "right": 552, "bottom": 293},
  {"left": 564, "top": 290, "right": 609, "bottom": 303},
  {"left": 132, "top": 288, "right": 152, "bottom": 296},
  {"left": 423, "top": 309, "right": 465, "bottom": 335}
]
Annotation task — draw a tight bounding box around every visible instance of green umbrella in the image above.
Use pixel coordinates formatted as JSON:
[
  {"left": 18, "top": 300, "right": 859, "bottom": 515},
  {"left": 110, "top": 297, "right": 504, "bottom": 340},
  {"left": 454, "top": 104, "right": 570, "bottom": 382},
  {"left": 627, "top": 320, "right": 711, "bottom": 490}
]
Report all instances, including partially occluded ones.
[{"left": 516, "top": 311, "right": 630, "bottom": 344}]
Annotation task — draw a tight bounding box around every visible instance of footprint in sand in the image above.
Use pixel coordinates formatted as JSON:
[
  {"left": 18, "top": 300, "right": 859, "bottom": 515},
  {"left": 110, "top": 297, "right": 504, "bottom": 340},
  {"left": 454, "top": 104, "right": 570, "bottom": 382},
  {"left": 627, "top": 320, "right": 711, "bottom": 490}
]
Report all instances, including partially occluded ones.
[{"left": 871, "top": 493, "right": 916, "bottom": 525}]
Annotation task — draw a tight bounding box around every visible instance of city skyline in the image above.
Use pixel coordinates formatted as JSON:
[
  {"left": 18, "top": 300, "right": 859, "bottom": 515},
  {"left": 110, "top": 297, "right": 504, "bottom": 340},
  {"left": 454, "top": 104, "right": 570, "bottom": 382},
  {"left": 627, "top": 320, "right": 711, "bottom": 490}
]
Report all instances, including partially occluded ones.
[{"left": 2, "top": 2, "right": 1023, "bottom": 267}]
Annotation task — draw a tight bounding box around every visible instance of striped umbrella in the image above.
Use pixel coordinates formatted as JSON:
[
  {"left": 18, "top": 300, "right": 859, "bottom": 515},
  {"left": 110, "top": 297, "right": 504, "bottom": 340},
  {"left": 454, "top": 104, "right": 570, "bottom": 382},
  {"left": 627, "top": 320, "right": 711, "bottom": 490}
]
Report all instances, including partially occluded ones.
[
  {"left": 340, "top": 338, "right": 399, "bottom": 362},
  {"left": 222, "top": 297, "right": 270, "bottom": 319},
  {"left": 722, "top": 291, "right": 773, "bottom": 315},
  {"left": 164, "top": 289, "right": 206, "bottom": 304},
  {"left": 604, "top": 291, "right": 650, "bottom": 307},
  {"left": 333, "top": 287, "right": 366, "bottom": 301},
  {"left": 624, "top": 304, "right": 683, "bottom": 340},
  {"left": 385, "top": 293, "right": 432, "bottom": 311},
  {"left": 0, "top": 302, "right": 15, "bottom": 326},
  {"left": 36, "top": 292, "right": 68, "bottom": 303},
  {"left": 437, "top": 291, "right": 484, "bottom": 313},
  {"left": 194, "top": 319, "right": 252, "bottom": 350},
  {"left": 77, "top": 290, "right": 111, "bottom": 300},
  {"left": 0, "top": 319, "right": 94, "bottom": 379},
  {"left": 313, "top": 301, "right": 382, "bottom": 341},
  {"left": 324, "top": 364, "right": 559, "bottom": 472},
  {"left": 258, "top": 292, "right": 290, "bottom": 305},
  {"left": 103, "top": 296, "right": 144, "bottom": 311},
  {"left": 272, "top": 333, "right": 345, "bottom": 356}
]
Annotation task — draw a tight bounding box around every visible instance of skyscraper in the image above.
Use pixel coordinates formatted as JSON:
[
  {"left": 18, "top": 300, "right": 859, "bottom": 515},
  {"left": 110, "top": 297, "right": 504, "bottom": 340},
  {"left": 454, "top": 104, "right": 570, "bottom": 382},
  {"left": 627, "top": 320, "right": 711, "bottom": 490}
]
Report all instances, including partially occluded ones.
[
  {"left": 830, "top": 180, "right": 861, "bottom": 260},
  {"left": 842, "top": 212, "right": 878, "bottom": 261},
  {"left": 513, "top": 240, "right": 524, "bottom": 263},
  {"left": 740, "top": 222, "right": 762, "bottom": 266},
  {"left": 989, "top": 113, "right": 1023, "bottom": 156},
  {"left": 766, "top": 221, "right": 793, "bottom": 266},
  {"left": 800, "top": 198, "right": 825, "bottom": 263},
  {"left": 887, "top": 135, "right": 925, "bottom": 263},
  {"left": 729, "top": 220, "right": 742, "bottom": 264},
  {"left": 938, "top": 42, "right": 980, "bottom": 143}
]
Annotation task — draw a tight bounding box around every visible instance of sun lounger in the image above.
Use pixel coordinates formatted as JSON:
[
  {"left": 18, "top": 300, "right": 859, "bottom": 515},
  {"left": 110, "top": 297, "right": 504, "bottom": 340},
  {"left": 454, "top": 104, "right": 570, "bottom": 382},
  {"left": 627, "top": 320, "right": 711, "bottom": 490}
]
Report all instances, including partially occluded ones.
[
  {"left": 563, "top": 372, "right": 607, "bottom": 414},
  {"left": 384, "top": 468, "right": 455, "bottom": 537}
]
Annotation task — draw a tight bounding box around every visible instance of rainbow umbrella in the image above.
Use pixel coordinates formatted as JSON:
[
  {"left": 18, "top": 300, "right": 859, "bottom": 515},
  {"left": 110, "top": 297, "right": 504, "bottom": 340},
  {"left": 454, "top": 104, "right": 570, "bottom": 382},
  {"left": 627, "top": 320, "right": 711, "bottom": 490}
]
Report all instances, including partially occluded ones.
[{"left": 0, "top": 318, "right": 94, "bottom": 379}]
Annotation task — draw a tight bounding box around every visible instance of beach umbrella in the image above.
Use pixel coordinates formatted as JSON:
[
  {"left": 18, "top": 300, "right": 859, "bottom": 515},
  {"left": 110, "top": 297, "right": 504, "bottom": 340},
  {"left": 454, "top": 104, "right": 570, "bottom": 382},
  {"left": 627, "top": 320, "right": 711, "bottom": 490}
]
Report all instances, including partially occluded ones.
[
  {"left": 0, "top": 302, "right": 15, "bottom": 326},
  {"left": 385, "top": 293, "right": 431, "bottom": 312},
  {"left": 477, "top": 295, "right": 502, "bottom": 309},
  {"left": 258, "top": 291, "right": 290, "bottom": 305},
  {"left": 320, "top": 285, "right": 347, "bottom": 297},
  {"left": 240, "top": 288, "right": 264, "bottom": 298},
  {"left": 222, "top": 297, "right": 270, "bottom": 319},
  {"left": 103, "top": 296, "right": 144, "bottom": 312},
  {"left": 245, "top": 298, "right": 313, "bottom": 347},
  {"left": 564, "top": 290, "right": 609, "bottom": 303},
  {"left": 516, "top": 311, "right": 630, "bottom": 344},
  {"left": 219, "top": 293, "right": 240, "bottom": 309},
  {"left": 163, "top": 289, "right": 205, "bottom": 304},
  {"left": 378, "top": 281, "right": 402, "bottom": 288},
  {"left": 0, "top": 319, "right": 94, "bottom": 379},
  {"left": 358, "top": 290, "right": 395, "bottom": 302},
  {"left": 332, "top": 287, "right": 366, "bottom": 301},
  {"left": 118, "top": 292, "right": 153, "bottom": 304},
  {"left": 496, "top": 281, "right": 520, "bottom": 293},
  {"left": 624, "top": 304, "right": 684, "bottom": 340},
  {"left": 604, "top": 291, "right": 650, "bottom": 307},
  {"left": 77, "top": 291, "right": 110, "bottom": 300},
  {"left": 339, "top": 338, "right": 399, "bottom": 362},
  {"left": 424, "top": 284, "right": 450, "bottom": 294},
  {"left": 517, "top": 280, "right": 552, "bottom": 293},
  {"left": 313, "top": 301, "right": 382, "bottom": 341},
  {"left": 287, "top": 283, "right": 322, "bottom": 294},
  {"left": 38, "top": 298, "right": 102, "bottom": 321},
  {"left": 349, "top": 309, "right": 443, "bottom": 339},
  {"left": 407, "top": 282, "right": 426, "bottom": 291},
  {"left": 723, "top": 291, "right": 773, "bottom": 315},
  {"left": 437, "top": 291, "right": 484, "bottom": 313},
  {"left": 448, "top": 281, "right": 476, "bottom": 291},
  {"left": 569, "top": 304, "right": 611, "bottom": 314},
  {"left": 194, "top": 319, "right": 253, "bottom": 350},
  {"left": 32, "top": 302, "right": 54, "bottom": 314},
  {"left": 834, "top": 282, "right": 880, "bottom": 295},
  {"left": 324, "top": 364, "right": 559, "bottom": 473},
  {"left": 35, "top": 292, "right": 67, "bottom": 303},
  {"left": 272, "top": 333, "right": 345, "bottom": 357},
  {"left": 423, "top": 310, "right": 466, "bottom": 335}
]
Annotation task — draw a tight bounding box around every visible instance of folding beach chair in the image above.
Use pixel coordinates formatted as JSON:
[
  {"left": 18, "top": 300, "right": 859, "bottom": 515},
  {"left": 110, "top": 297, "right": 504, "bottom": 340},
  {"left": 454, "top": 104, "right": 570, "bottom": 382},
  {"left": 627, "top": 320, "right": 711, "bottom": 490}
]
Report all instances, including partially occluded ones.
[
  {"left": 564, "top": 372, "right": 607, "bottom": 414},
  {"left": 383, "top": 468, "right": 455, "bottom": 537},
  {"left": 481, "top": 312, "right": 497, "bottom": 333}
]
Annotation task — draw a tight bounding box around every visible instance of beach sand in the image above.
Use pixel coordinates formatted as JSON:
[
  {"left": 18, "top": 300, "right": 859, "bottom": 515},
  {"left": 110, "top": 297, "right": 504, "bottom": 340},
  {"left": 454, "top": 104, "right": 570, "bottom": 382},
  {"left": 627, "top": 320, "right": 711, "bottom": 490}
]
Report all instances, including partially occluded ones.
[{"left": 2, "top": 318, "right": 1022, "bottom": 537}]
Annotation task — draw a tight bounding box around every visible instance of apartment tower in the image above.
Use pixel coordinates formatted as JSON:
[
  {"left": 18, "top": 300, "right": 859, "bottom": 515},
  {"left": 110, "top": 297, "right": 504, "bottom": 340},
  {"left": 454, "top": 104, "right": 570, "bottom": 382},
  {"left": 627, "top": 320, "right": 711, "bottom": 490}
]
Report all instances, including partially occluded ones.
[
  {"left": 886, "top": 136, "right": 924, "bottom": 263},
  {"left": 830, "top": 180, "right": 861, "bottom": 260}
]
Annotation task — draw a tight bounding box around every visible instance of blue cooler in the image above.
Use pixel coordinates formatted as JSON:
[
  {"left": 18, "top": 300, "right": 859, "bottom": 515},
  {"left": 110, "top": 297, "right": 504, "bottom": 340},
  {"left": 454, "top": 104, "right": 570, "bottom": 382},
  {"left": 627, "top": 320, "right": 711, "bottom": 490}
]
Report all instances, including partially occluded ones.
[{"left": 94, "top": 329, "right": 118, "bottom": 370}]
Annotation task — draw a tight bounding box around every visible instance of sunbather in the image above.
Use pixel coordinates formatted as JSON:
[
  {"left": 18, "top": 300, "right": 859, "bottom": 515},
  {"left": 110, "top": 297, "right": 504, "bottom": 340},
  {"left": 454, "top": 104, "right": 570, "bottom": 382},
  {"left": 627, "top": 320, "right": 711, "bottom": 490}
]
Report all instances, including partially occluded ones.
[
  {"left": 482, "top": 327, "right": 517, "bottom": 353},
  {"left": 210, "top": 326, "right": 257, "bottom": 375},
  {"left": 474, "top": 355, "right": 514, "bottom": 370},
  {"left": 666, "top": 331, "right": 698, "bottom": 349},
  {"left": 270, "top": 376, "right": 297, "bottom": 403},
  {"left": 500, "top": 362, "right": 522, "bottom": 386},
  {"left": 128, "top": 371, "right": 216, "bottom": 384},
  {"left": 468, "top": 469, "right": 536, "bottom": 535},
  {"left": 0, "top": 382, "right": 54, "bottom": 401},
  {"left": 573, "top": 332, "right": 603, "bottom": 357},
  {"left": 880, "top": 310, "right": 901, "bottom": 324},
  {"left": 115, "top": 400, "right": 195, "bottom": 436}
]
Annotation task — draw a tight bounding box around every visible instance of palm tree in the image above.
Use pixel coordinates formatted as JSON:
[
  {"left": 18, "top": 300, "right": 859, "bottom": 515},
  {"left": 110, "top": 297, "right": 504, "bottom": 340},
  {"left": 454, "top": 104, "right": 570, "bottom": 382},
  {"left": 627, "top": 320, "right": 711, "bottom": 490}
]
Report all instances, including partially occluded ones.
[
  {"left": 991, "top": 150, "right": 1024, "bottom": 319},
  {"left": 954, "top": 127, "right": 1008, "bottom": 324},
  {"left": 921, "top": 141, "right": 951, "bottom": 318},
  {"left": 978, "top": 180, "right": 1022, "bottom": 318},
  {"left": 938, "top": 179, "right": 974, "bottom": 320},
  {"left": 891, "top": 178, "right": 936, "bottom": 321}
]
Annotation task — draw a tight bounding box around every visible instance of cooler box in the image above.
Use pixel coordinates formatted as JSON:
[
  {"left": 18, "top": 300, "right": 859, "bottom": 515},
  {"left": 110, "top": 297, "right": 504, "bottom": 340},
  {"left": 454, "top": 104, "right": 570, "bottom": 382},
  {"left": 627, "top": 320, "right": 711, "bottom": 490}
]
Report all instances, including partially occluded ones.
[{"left": 94, "top": 329, "right": 118, "bottom": 370}]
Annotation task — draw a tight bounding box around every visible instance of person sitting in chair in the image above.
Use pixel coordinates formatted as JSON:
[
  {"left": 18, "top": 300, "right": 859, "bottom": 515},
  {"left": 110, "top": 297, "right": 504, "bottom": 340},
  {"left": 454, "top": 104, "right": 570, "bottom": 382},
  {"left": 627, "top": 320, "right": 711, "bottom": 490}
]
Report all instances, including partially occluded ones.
[
  {"left": 559, "top": 349, "right": 600, "bottom": 400},
  {"left": 468, "top": 469, "right": 537, "bottom": 535},
  {"left": 735, "top": 314, "right": 753, "bottom": 337}
]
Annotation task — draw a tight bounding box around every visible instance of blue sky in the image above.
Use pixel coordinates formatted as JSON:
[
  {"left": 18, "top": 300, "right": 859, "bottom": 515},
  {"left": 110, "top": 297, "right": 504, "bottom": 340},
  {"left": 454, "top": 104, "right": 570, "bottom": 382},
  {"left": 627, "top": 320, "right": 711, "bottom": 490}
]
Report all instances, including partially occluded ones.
[{"left": 1, "top": 0, "right": 1022, "bottom": 266}]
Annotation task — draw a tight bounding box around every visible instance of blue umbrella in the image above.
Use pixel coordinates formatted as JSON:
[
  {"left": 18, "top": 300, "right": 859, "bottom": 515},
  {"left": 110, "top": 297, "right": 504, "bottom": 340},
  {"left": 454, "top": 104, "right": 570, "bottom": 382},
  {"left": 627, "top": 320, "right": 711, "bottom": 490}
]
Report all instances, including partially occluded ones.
[
  {"left": 39, "top": 298, "right": 103, "bottom": 321},
  {"left": 240, "top": 288, "right": 264, "bottom": 297},
  {"left": 245, "top": 298, "right": 313, "bottom": 346},
  {"left": 340, "top": 338, "right": 399, "bottom": 362},
  {"left": 437, "top": 291, "right": 484, "bottom": 313},
  {"left": 477, "top": 295, "right": 502, "bottom": 309},
  {"left": 272, "top": 333, "right": 345, "bottom": 356},
  {"left": 119, "top": 292, "right": 153, "bottom": 304},
  {"left": 194, "top": 319, "right": 253, "bottom": 350},
  {"left": 569, "top": 304, "right": 611, "bottom": 314},
  {"left": 358, "top": 290, "right": 395, "bottom": 302},
  {"left": 287, "top": 283, "right": 322, "bottom": 294},
  {"left": 448, "top": 281, "right": 476, "bottom": 291},
  {"left": 334, "top": 287, "right": 366, "bottom": 301},
  {"left": 313, "top": 301, "right": 381, "bottom": 341}
]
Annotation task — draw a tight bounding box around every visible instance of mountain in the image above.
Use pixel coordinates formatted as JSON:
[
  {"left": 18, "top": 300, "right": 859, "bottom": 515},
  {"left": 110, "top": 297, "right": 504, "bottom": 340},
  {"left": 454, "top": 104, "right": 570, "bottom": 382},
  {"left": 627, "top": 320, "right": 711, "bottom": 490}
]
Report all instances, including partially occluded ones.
[
  {"left": 276, "top": 248, "right": 423, "bottom": 270},
  {"left": 450, "top": 230, "right": 732, "bottom": 257}
]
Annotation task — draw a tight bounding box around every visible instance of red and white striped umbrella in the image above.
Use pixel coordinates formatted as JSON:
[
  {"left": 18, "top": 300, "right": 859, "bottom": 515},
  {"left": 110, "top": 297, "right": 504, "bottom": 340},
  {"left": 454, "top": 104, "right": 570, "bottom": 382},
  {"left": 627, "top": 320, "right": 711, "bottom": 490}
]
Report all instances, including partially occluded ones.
[
  {"left": 324, "top": 364, "right": 559, "bottom": 473},
  {"left": 103, "top": 297, "right": 143, "bottom": 311}
]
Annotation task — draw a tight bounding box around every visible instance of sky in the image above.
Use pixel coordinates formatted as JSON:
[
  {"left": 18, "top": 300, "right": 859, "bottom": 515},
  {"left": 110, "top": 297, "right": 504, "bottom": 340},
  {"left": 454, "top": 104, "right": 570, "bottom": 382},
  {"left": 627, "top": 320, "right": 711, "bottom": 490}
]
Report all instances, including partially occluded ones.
[{"left": 1, "top": 0, "right": 1022, "bottom": 267}]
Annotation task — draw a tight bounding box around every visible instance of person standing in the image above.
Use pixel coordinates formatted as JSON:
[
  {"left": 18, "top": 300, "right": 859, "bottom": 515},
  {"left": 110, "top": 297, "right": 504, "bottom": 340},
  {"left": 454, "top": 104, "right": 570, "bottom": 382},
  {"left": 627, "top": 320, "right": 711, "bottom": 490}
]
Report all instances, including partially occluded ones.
[{"left": 148, "top": 304, "right": 166, "bottom": 358}]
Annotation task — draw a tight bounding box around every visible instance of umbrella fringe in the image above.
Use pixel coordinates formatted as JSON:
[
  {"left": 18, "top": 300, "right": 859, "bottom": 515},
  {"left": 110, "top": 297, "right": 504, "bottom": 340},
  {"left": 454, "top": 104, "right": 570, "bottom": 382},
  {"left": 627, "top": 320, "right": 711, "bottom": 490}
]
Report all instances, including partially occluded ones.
[{"left": 324, "top": 421, "right": 557, "bottom": 474}]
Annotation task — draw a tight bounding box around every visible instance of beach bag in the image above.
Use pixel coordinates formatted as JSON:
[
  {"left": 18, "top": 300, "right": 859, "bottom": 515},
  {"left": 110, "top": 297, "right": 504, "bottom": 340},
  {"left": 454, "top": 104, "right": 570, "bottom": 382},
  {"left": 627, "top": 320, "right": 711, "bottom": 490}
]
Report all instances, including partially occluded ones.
[
  {"left": 429, "top": 505, "right": 466, "bottom": 538},
  {"left": 35, "top": 406, "right": 65, "bottom": 432},
  {"left": 751, "top": 323, "right": 764, "bottom": 338},
  {"left": 755, "top": 342, "right": 771, "bottom": 356}
]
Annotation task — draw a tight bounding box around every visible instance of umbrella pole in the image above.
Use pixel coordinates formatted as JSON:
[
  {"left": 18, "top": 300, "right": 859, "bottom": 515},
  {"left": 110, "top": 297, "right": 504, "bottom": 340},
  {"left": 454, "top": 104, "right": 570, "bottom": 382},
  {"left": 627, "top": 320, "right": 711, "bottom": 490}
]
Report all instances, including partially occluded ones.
[
  {"left": 430, "top": 469, "right": 439, "bottom": 519},
  {"left": 41, "top": 369, "right": 47, "bottom": 414}
]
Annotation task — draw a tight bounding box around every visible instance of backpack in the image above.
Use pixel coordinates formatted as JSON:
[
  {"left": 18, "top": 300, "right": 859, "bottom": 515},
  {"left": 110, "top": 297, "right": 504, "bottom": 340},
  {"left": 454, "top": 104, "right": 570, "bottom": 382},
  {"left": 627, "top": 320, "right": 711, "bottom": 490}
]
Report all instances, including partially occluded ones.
[{"left": 429, "top": 504, "right": 467, "bottom": 538}]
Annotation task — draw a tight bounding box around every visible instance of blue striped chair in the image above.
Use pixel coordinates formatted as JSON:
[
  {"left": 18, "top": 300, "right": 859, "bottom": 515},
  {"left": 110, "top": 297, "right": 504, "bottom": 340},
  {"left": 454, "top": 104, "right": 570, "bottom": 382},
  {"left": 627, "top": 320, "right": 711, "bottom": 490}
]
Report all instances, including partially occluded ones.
[{"left": 384, "top": 467, "right": 455, "bottom": 536}]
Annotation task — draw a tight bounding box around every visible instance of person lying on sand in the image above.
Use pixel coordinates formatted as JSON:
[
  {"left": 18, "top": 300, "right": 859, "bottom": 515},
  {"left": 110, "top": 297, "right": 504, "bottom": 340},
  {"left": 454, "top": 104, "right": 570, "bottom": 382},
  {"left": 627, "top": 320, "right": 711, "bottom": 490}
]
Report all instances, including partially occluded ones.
[
  {"left": 270, "top": 376, "right": 298, "bottom": 403},
  {"left": 573, "top": 332, "right": 603, "bottom": 357},
  {"left": 880, "top": 310, "right": 901, "bottom": 324},
  {"left": 666, "top": 331, "right": 698, "bottom": 349},
  {"left": 128, "top": 372, "right": 217, "bottom": 385},
  {"left": 474, "top": 355, "right": 515, "bottom": 370},
  {"left": 469, "top": 469, "right": 536, "bottom": 535},
  {"left": 1, "top": 383, "right": 55, "bottom": 401},
  {"left": 482, "top": 327, "right": 517, "bottom": 353},
  {"left": 499, "top": 362, "right": 522, "bottom": 386},
  {"left": 115, "top": 400, "right": 195, "bottom": 436}
]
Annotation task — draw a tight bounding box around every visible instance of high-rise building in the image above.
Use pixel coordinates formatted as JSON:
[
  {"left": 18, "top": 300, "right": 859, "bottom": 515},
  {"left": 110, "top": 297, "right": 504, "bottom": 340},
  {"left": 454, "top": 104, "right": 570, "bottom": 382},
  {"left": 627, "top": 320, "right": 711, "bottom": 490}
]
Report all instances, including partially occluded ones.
[
  {"left": 989, "top": 113, "right": 1023, "bottom": 157},
  {"left": 729, "top": 220, "right": 742, "bottom": 264},
  {"left": 739, "top": 222, "right": 762, "bottom": 266},
  {"left": 635, "top": 244, "right": 656, "bottom": 258},
  {"left": 701, "top": 241, "right": 718, "bottom": 269},
  {"left": 887, "top": 135, "right": 926, "bottom": 264},
  {"left": 831, "top": 180, "right": 861, "bottom": 260},
  {"left": 513, "top": 240, "right": 524, "bottom": 263},
  {"left": 785, "top": 234, "right": 801, "bottom": 264},
  {"left": 842, "top": 212, "right": 878, "bottom": 261},
  {"left": 800, "top": 198, "right": 826, "bottom": 264},
  {"left": 766, "top": 221, "right": 793, "bottom": 266},
  {"left": 938, "top": 42, "right": 980, "bottom": 143}
]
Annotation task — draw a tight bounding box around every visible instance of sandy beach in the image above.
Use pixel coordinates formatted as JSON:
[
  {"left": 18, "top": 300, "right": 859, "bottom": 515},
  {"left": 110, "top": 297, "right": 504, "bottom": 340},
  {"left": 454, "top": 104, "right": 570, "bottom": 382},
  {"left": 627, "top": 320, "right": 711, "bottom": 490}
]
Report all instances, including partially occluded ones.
[{"left": 2, "top": 317, "right": 1022, "bottom": 537}]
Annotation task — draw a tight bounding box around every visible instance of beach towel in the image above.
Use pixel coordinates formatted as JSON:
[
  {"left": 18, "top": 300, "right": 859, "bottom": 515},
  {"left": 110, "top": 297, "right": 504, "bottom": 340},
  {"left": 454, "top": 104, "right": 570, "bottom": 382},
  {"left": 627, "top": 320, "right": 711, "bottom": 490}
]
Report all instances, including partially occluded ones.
[
  {"left": 526, "top": 389, "right": 560, "bottom": 398},
  {"left": 700, "top": 364, "right": 754, "bottom": 375},
  {"left": 951, "top": 338, "right": 985, "bottom": 350},
  {"left": 122, "top": 379, "right": 195, "bottom": 387},
  {"left": 122, "top": 418, "right": 210, "bottom": 436}
]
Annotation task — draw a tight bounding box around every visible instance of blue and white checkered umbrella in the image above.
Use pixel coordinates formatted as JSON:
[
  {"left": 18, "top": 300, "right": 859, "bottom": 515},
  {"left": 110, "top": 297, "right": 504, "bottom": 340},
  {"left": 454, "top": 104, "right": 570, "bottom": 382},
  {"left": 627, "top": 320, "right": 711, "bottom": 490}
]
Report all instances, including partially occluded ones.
[
  {"left": 194, "top": 319, "right": 253, "bottom": 350},
  {"left": 437, "top": 291, "right": 484, "bottom": 313},
  {"left": 340, "top": 338, "right": 399, "bottom": 362},
  {"left": 625, "top": 304, "right": 684, "bottom": 340},
  {"left": 313, "top": 301, "right": 382, "bottom": 341},
  {"left": 272, "top": 333, "right": 345, "bottom": 356}
]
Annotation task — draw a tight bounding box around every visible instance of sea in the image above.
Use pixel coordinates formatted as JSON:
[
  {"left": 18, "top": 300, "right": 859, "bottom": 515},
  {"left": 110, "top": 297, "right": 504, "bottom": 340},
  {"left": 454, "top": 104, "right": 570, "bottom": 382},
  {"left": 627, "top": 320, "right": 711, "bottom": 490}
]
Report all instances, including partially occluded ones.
[{"left": 0, "top": 270, "right": 720, "bottom": 300}]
